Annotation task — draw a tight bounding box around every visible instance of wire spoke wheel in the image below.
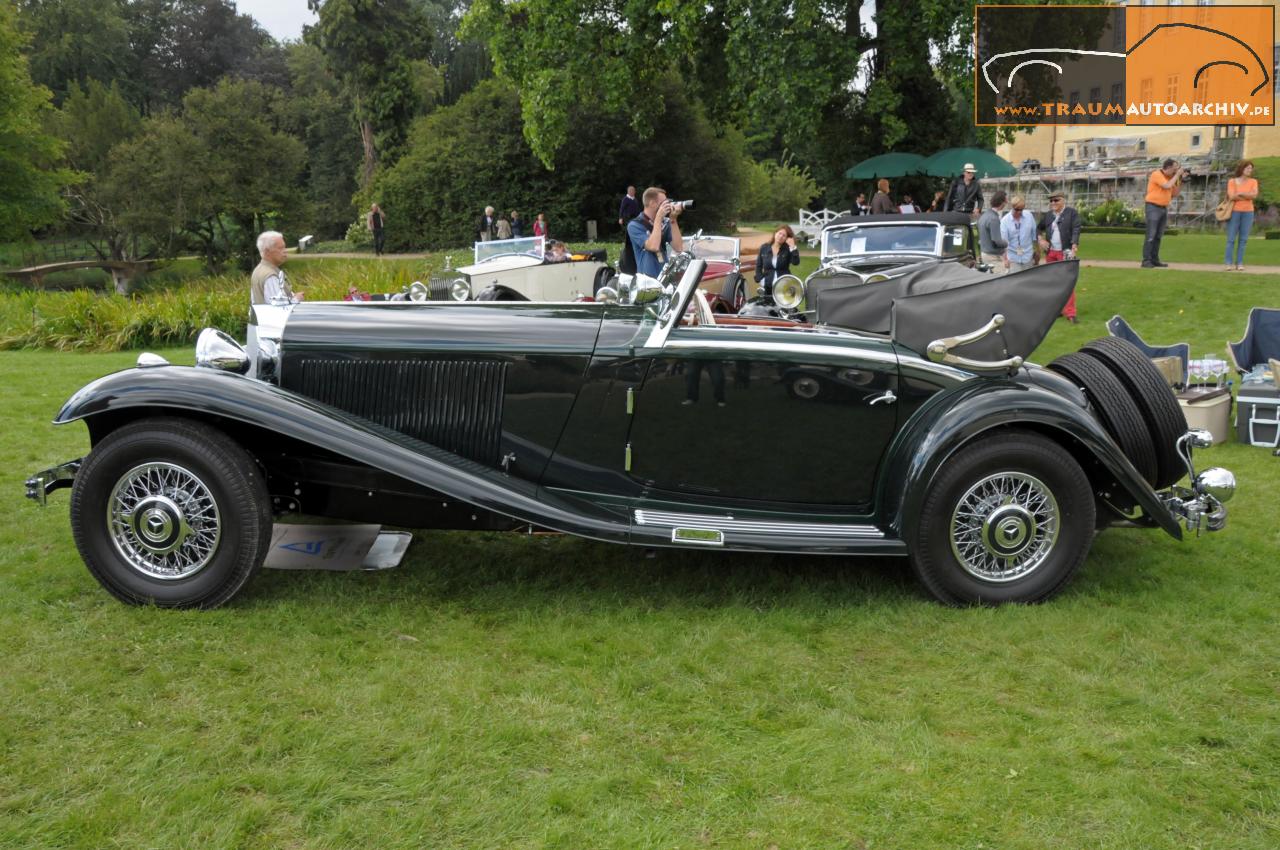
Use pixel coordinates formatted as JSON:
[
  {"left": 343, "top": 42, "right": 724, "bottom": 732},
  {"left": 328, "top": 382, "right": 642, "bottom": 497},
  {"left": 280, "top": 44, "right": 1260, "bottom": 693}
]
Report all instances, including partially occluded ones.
[
  {"left": 948, "top": 471, "right": 1060, "bottom": 582},
  {"left": 107, "top": 462, "right": 222, "bottom": 580}
]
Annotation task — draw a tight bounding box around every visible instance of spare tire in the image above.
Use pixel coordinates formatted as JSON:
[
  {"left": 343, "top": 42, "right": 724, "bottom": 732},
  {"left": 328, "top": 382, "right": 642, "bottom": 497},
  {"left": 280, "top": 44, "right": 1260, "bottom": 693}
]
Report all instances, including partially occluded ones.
[
  {"left": 1048, "top": 352, "right": 1159, "bottom": 486},
  {"left": 1079, "top": 337, "right": 1187, "bottom": 489}
]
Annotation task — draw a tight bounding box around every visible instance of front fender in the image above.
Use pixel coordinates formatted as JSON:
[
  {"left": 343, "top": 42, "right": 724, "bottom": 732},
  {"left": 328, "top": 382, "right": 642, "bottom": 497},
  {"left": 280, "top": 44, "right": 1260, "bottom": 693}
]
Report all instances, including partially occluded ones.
[
  {"left": 877, "top": 378, "right": 1183, "bottom": 541},
  {"left": 55, "top": 365, "right": 629, "bottom": 542}
]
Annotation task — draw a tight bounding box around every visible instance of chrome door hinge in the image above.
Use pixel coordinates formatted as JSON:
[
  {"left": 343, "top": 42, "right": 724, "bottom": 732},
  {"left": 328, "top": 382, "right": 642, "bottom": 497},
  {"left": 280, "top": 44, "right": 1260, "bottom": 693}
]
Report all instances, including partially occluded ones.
[
  {"left": 625, "top": 442, "right": 632, "bottom": 471},
  {"left": 626, "top": 386, "right": 635, "bottom": 415}
]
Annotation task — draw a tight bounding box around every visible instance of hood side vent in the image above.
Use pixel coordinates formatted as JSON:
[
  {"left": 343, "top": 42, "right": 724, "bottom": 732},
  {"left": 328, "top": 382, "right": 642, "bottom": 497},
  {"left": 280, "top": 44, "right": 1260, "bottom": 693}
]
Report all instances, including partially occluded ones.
[{"left": 298, "top": 359, "right": 506, "bottom": 465}]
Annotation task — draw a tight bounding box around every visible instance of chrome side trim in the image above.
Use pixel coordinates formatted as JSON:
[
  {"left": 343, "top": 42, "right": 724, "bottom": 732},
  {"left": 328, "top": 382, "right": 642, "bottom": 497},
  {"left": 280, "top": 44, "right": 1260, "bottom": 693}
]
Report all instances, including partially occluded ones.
[
  {"left": 664, "top": 337, "right": 899, "bottom": 367},
  {"left": 635, "top": 509, "right": 884, "bottom": 538}
]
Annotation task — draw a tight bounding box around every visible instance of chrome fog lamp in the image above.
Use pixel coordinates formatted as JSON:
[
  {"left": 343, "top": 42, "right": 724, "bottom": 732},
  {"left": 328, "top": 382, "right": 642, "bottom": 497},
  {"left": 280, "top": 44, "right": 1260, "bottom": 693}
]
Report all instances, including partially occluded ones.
[
  {"left": 772, "top": 275, "right": 805, "bottom": 310},
  {"left": 407, "top": 281, "right": 429, "bottom": 302},
  {"left": 1194, "top": 467, "right": 1235, "bottom": 503},
  {"left": 595, "top": 286, "right": 619, "bottom": 305},
  {"left": 195, "top": 328, "right": 250, "bottom": 374},
  {"left": 450, "top": 278, "right": 471, "bottom": 301}
]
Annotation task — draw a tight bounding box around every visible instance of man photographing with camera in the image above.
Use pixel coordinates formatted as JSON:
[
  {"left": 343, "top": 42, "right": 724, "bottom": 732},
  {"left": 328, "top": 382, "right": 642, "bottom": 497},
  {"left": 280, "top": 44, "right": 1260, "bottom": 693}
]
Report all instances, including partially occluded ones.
[
  {"left": 1142, "top": 158, "right": 1186, "bottom": 268},
  {"left": 626, "top": 187, "right": 686, "bottom": 279}
]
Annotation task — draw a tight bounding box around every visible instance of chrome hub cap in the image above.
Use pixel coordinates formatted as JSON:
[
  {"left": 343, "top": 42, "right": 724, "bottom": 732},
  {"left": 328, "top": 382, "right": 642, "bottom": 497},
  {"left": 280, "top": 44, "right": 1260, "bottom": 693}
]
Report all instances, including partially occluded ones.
[
  {"left": 108, "top": 462, "right": 221, "bottom": 580},
  {"left": 950, "top": 472, "right": 1059, "bottom": 582}
]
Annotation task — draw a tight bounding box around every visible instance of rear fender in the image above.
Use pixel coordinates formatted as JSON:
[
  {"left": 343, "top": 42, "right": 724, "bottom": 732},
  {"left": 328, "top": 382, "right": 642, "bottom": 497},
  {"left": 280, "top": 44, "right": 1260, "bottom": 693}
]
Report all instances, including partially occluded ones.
[
  {"left": 877, "top": 380, "right": 1182, "bottom": 540},
  {"left": 55, "top": 365, "right": 630, "bottom": 542}
]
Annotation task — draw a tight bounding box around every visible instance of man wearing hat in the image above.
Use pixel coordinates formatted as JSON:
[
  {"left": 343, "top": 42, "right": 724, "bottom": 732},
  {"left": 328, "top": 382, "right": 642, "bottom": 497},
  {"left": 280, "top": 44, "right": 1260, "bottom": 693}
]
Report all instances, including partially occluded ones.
[
  {"left": 1037, "top": 191, "right": 1082, "bottom": 322},
  {"left": 943, "top": 163, "right": 984, "bottom": 217}
]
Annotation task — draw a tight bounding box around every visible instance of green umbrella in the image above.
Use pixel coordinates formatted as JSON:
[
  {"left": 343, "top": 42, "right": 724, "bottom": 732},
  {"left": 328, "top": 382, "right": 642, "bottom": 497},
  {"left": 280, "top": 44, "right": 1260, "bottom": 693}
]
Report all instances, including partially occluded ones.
[
  {"left": 844, "top": 152, "right": 927, "bottom": 180},
  {"left": 920, "top": 147, "right": 1018, "bottom": 178}
]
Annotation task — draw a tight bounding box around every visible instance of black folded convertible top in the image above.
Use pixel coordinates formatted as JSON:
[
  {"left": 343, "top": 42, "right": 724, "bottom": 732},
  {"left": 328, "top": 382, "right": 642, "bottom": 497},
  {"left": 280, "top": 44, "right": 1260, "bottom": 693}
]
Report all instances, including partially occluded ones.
[{"left": 814, "top": 261, "right": 1079, "bottom": 362}]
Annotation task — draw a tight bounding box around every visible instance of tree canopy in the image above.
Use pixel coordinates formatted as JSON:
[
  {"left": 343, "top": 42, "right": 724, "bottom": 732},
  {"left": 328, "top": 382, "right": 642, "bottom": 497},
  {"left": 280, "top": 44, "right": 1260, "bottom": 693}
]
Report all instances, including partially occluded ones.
[{"left": 1, "top": 1, "right": 72, "bottom": 241}]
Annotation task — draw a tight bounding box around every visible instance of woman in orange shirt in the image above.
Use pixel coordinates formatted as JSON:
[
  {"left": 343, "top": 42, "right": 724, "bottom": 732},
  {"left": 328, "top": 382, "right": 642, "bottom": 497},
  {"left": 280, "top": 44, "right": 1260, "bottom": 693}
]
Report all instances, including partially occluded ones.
[{"left": 1225, "top": 160, "right": 1258, "bottom": 271}]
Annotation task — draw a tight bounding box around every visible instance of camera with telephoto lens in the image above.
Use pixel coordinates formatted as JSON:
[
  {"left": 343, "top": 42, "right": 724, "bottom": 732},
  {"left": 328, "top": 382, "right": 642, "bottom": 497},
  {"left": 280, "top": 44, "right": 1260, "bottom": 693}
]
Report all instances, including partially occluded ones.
[{"left": 669, "top": 199, "right": 694, "bottom": 212}]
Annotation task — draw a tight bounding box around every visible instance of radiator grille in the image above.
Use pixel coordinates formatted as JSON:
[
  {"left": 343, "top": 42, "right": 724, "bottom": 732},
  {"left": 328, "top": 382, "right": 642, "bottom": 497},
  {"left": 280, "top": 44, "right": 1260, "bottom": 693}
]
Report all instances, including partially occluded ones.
[{"left": 297, "top": 359, "right": 506, "bottom": 464}]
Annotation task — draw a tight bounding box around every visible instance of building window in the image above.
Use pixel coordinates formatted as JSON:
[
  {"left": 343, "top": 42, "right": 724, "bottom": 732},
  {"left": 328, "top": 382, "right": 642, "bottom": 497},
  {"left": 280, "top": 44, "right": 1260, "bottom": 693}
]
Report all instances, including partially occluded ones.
[
  {"left": 1111, "top": 82, "right": 1123, "bottom": 106},
  {"left": 1089, "top": 86, "right": 1102, "bottom": 122},
  {"left": 1166, "top": 74, "right": 1179, "bottom": 102},
  {"left": 1190, "top": 133, "right": 1202, "bottom": 148},
  {"left": 1138, "top": 138, "right": 1147, "bottom": 152},
  {"left": 1066, "top": 146, "right": 1075, "bottom": 160},
  {"left": 1140, "top": 77, "right": 1153, "bottom": 103}
]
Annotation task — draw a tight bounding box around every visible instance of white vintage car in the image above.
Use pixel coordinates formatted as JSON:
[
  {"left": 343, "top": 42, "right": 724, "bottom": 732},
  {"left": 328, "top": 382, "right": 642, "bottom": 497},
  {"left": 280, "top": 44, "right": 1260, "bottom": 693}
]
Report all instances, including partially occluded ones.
[{"left": 427, "top": 236, "right": 614, "bottom": 302}]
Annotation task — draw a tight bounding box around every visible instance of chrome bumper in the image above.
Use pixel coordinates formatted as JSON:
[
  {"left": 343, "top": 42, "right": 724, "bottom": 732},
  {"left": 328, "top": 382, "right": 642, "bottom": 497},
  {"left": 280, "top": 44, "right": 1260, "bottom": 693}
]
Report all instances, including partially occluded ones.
[{"left": 25, "top": 459, "right": 81, "bottom": 506}]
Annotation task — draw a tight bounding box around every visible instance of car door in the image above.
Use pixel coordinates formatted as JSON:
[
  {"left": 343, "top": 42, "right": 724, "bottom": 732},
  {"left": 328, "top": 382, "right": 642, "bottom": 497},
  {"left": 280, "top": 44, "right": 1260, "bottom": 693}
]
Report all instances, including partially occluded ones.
[{"left": 623, "top": 325, "right": 900, "bottom": 509}]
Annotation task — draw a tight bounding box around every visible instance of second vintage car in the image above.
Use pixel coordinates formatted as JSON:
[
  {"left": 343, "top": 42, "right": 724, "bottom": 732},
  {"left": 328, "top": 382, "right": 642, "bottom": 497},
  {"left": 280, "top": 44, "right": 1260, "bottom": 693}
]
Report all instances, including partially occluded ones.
[
  {"left": 427, "top": 235, "right": 614, "bottom": 301},
  {"left": 27, "top": 254, "right": 1234, "bottom": 609}
]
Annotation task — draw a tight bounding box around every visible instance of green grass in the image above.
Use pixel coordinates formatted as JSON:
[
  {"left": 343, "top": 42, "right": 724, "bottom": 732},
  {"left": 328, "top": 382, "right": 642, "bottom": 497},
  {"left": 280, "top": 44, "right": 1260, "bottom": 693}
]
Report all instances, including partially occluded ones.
[
  {"left": 1081, "top": 231, "right": 1280, "bottom": 266},
  {"left": 2, "top": 266, "right": 1280, "bottom": 848}
]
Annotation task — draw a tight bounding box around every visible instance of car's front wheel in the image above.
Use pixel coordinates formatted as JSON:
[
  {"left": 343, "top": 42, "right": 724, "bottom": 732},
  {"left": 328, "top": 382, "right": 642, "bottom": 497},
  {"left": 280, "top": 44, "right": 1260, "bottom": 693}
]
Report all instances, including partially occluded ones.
[
  {"left": 70, "top": 417, "right": 272, "bottom": 609},
  {"left": 909, "top": 431, "right": 1095, "bottom": 605}
]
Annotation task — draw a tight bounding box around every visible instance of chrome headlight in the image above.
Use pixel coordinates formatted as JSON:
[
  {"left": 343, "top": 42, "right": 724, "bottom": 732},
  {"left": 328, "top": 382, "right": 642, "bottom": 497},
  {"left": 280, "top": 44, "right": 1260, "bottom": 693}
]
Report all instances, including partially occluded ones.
[
  {"left": 195, "top": 328, "right": 249, "bottom": 374},
  {"left": 772, "top": 275, "right": 805, "bottom": 310},
  {"left": 450, "top": 278, "right": 471, "bottom": 301},
  {"left": 407, "top": 281, "right": 429, "bottom": 302},
  {"left": 1194, "top": 467, "right": 1235, "bottom": 503},
  {"left": 595, "top": 286, "right": 619, "bottom": 305}
]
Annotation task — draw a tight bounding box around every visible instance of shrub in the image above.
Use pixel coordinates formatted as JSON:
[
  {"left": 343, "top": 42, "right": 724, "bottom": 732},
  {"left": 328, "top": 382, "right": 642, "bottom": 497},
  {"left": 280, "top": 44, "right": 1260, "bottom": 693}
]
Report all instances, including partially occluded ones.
[
  {"left": 1264, "top": 230, "right": 1280, "bottom": 240},
  {"left": 738, "top": 155, "right": 822, "bottom": 221},
  {"left": 344, "top": 219, "right": 373, "bottom": 250},
  {"left": 0, "top": 260, "right": 436, "bottom": 351},
  {"left": 1081, "top": 199, "right": 1140, "bottom": 227}
]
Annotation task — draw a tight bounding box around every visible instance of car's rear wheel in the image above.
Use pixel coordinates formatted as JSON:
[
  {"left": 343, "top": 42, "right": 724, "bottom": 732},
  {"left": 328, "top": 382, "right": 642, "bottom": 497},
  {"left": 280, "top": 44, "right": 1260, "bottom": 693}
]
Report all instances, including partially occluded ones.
[
  {"left": 1079, "top": 337, "right": 1186, "bottom": 489},
  {"left": 1048, "top": 351, "right": 1159, "bottom": 486},
  {"left": 909, "top": 431, "right": 1095, "bottom": 605},
  {"left": 70, "top": 417, "right": 272, "bottom": 609}
]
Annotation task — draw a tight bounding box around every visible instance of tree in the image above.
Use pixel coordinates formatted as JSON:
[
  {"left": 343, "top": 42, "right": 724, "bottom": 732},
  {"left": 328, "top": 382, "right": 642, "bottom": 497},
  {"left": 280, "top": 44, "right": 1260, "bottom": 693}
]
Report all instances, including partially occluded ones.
[
  {"left": 281, "top": 42, "right": 361, "bottom": 238},
  {"left": 110, "top": 79, "right": 306, "bottom": 272},
  {"left": 47, "top": 80, "right": 154, "bottom": 289},
  {"left": 305, "top": 0, "right": 434, "bottom": 187},
  {"left": 16, "top": 0, "right": 132, "bottom": 103},
  {"left": 461, "top": 0, "right": 1077, "bottom": 203},
  {"left": 373, "top": 77, "right": 742, "bottom": 249},
  {"left": 0, "top": 1, "right": 72, "bottom": 242}
]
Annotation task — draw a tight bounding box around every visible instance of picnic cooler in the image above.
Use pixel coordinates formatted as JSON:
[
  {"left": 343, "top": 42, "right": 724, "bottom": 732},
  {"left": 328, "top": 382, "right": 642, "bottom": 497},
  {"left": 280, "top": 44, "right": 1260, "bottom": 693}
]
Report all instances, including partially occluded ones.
[
  {"left": 1177, "top": 387, "right": 1232, "bottom": 445},
  {"left": 1235, "top": 382, "right": 1280, "bottom": 447}
]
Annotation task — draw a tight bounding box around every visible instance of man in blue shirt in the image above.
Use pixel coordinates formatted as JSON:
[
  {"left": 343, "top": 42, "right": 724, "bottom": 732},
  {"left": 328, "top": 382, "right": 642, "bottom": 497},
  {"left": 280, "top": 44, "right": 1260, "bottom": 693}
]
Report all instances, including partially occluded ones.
[
  {"left": 999, "top": 195, "right": 1038, "bottom": 273},
  {"left": 626, "top": 186, "right": 684, "bottom": 278}
]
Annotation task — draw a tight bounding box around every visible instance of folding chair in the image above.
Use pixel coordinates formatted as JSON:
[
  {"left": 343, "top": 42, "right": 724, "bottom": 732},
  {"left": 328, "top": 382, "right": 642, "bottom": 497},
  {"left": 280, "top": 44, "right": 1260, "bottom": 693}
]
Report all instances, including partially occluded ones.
[
  {"left": 1107, "top": 315, "right": 1191, "bottom": 386},
  {"left": 1227, "top": 308, "right": 1280, "bottom": 375}
]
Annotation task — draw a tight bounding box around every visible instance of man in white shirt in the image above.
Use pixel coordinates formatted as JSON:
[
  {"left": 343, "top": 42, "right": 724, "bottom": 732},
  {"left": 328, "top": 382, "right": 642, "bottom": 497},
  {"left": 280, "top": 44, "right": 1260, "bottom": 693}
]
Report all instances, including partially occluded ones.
[
  {"left": 250, "top": 231, "right": 303, "bottom": 305},
  {"left": 999, "top": 196, "right": 1037, "bottom": 273}
]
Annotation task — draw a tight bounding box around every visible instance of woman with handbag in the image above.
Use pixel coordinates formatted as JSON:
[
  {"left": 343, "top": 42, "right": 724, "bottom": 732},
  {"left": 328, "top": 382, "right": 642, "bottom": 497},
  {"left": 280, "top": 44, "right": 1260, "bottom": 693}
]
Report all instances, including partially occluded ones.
[{"left": 1223, "top": 161, "right": 1258, "bottom": 271}]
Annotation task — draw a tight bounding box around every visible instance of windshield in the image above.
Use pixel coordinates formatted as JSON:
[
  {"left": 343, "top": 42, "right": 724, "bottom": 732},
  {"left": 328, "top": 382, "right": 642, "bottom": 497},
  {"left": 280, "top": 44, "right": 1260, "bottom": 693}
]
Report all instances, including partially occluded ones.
[
  {"left": 823, "top": 224, "right": 939, "bottom": 259},
  {"left": 688, "top": 235, "right": 740, "bottom": 263},
  {"left": 474, "top": 236, "right": 544, "bottom": 264}
]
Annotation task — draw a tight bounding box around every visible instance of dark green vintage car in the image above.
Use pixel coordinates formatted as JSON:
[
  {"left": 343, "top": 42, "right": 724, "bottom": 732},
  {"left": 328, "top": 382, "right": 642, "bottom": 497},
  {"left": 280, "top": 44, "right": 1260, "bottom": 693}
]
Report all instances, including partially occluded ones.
[{"left": 26, "top": 255, "right": 1234, "bottom": 608}]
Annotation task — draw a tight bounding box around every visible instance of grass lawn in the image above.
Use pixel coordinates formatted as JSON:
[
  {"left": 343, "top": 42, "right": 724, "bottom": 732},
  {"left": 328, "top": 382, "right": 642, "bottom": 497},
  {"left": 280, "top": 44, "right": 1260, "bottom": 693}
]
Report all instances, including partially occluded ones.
[
  {"left": 3, "top": 266, "right": 1280, "bottom": 848},
  {"left": 1083, "top": 231, "right": 1280, "bottom": 266}
]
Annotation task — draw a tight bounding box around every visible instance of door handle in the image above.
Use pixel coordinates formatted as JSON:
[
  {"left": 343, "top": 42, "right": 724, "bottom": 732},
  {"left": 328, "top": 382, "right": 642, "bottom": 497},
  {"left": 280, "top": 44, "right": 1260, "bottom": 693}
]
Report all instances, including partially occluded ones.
[{"left": 868, "top": 390, "right": 896, "bottom": 406}]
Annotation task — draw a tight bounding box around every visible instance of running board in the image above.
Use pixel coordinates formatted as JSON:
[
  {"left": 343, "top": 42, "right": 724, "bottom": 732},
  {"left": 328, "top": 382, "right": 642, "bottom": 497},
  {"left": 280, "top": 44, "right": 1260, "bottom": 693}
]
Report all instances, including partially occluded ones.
[{"left": 632, "top": 509, "right": 906, "bottom": 555}]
